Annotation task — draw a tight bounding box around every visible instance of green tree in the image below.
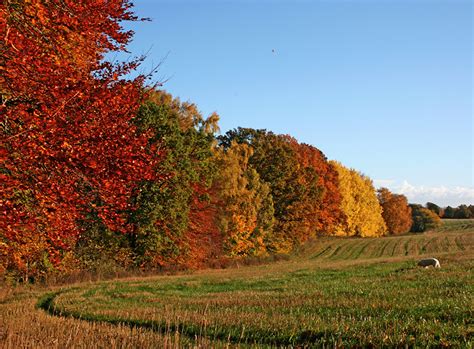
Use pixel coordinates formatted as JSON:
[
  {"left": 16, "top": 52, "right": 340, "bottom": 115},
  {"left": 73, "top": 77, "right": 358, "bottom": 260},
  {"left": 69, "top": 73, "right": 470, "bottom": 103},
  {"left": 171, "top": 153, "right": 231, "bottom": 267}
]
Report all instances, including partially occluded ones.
[
  {"left": 426, "top": 202, "right": 442, "bottom": 217},
  {"left": 454, "top": 205, "right": 472, "bottom": 219},
  {"left": 75, "top": 213, "right": 133, "bottom": 273},
  {"left": 410, "top": 204, "right": 442, "bottom": 232},
  {"left": 469, "top": 205, "right": 474, "bottom": 218},
  {"left": 443, "top": 206, "right": 455, "bottom": 219},
  {"left": 129, "top": 91, "right": 219, "bottom": 268}
]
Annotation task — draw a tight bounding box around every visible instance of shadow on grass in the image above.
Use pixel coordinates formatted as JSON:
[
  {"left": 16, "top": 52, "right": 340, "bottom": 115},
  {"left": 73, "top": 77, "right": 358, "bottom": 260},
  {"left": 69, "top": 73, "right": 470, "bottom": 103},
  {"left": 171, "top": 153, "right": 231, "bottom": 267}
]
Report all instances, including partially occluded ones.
[{"left": 36, "top": 291, "right": 340, "bottom": 347}]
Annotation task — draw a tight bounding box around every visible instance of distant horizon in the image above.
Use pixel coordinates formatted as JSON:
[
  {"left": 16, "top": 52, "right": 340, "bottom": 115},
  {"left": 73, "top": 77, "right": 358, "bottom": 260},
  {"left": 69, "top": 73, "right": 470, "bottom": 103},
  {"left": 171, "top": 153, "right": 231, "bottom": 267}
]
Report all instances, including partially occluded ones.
[{"left": 122, "top": 0, "right": 473, "bottom": 206}]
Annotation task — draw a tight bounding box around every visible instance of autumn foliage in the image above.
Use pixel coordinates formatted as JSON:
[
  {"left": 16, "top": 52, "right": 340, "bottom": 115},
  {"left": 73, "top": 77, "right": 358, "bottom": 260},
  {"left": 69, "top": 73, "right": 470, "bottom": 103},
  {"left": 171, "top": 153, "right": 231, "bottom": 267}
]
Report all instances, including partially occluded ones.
[
  {"left": 218, "top": 129, "right": 343, "bottom": 253},
  {"left": 377, "top": 188, "right": 412, "bottom": 235},
  {"left": 129, "top": 90, "right": 220, "bottom": 269},
  {"left": 214, "top": 141, "right": 273, "bottom": 257},
  {"left": 331, "top": 162, "right": 387, "bottom": 237},
  {"left": 1, "top": 1, "right": 423, "bottom": 280},
  {"left": 1, "top": 0, "right": 160, "bottom": 276},
  {"left": 289, "top": 142, "right": 343, "bottom": 235}
]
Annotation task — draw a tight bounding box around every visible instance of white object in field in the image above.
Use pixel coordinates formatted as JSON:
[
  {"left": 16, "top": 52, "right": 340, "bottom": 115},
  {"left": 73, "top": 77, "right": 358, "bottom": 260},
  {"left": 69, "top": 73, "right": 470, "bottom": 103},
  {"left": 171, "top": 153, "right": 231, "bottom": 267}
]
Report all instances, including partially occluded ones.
[{"left": 417, "top": 258, "right": 441, "bottom": 268}]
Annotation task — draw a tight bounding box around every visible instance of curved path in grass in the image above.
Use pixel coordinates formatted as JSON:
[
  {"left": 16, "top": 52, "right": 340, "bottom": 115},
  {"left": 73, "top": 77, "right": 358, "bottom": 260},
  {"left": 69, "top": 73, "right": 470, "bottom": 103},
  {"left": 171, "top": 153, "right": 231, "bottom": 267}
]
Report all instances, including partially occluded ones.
[{"left": 37, "top": 228, "right": 474, "bottom": 347}]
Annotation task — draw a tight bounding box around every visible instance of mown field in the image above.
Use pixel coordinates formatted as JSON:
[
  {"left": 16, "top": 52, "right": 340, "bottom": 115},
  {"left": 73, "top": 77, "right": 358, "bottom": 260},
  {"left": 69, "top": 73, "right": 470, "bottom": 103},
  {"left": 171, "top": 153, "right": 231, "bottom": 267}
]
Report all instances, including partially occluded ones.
[{"left": 1, "top": 220, "right": 473, "bottom": 348}]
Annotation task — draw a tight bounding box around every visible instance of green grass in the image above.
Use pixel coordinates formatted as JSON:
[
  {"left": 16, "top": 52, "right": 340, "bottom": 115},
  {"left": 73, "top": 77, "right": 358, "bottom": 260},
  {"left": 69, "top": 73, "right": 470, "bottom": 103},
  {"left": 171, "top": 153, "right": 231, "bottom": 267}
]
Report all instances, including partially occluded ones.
[
  {"left": 437, "top": 219, "right": 474, "bottom": 233},
  {"left": 36, "top": 223, "right": 474, "bottom": 347}
]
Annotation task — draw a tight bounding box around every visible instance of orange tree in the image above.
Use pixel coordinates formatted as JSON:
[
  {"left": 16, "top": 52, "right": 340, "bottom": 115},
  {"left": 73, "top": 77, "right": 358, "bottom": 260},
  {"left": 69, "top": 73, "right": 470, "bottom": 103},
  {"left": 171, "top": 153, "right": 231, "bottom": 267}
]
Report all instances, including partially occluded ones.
[
  {"left": 1, "top": 0, "right": 161, "bottom": 277},
  {"left": 287, "top": 141, "right": 343, "bottom": 235},
  {"left": 377, "top": 188, "right": 412, "bottom": 235}
]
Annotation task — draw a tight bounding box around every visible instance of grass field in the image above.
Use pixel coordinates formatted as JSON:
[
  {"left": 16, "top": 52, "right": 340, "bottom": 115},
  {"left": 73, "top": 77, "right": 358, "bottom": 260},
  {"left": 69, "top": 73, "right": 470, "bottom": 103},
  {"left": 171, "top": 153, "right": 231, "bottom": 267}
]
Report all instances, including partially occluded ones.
[{"left": 1, "top": 219, "right": 473, "bottom": 348}]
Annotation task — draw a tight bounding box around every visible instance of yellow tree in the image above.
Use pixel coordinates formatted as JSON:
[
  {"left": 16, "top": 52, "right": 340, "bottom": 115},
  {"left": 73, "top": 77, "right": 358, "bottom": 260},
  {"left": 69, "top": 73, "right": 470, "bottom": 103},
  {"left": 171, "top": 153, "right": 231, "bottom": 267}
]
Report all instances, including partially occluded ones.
[
  {"left": 331, "top": 162, "right": 387, "bottom": 237},
  {"left": 214, "top": 142, "right": 274, "bottom": 256}
]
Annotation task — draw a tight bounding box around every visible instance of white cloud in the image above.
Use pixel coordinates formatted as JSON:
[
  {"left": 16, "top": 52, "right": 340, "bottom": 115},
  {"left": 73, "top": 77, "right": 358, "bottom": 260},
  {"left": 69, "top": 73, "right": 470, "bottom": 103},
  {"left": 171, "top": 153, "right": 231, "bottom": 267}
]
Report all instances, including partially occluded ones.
[
  {"left": 373, "top": 179, "right": 396, "bottom": 187},
  {"left": 374, "top": 179, "right": 474, "bottom": 207}
]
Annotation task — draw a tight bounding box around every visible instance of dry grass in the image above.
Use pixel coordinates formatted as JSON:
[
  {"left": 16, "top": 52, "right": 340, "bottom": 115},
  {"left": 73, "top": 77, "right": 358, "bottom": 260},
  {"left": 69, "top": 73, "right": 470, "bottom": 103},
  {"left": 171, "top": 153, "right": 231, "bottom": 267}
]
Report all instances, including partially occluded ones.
[
  {"left": 1, "top": 220, "right": 473, "bottom": 348},
  {"left": 0, "top": 287, "right": 221, "bottom": 348}
]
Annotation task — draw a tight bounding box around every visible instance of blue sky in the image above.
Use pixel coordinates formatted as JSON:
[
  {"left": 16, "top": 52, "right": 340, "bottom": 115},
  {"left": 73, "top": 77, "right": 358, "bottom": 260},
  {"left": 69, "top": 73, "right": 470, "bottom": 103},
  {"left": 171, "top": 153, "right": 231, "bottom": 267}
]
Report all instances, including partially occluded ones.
[{"left": 120, "top": 0, "right": 473, "bottom": 206}]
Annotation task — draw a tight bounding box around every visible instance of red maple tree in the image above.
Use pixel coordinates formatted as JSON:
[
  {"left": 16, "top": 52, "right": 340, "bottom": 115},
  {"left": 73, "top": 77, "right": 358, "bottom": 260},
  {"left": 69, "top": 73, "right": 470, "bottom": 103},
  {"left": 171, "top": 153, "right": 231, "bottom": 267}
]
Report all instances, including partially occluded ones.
[{"left": 1, "top": 0, "right": 161, "bottom": 274}]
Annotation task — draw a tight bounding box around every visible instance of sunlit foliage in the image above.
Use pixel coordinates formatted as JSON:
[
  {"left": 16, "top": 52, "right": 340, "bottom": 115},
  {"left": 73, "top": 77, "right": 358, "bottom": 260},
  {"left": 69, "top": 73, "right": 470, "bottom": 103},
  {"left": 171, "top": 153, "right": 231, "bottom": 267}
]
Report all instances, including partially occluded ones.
[
  {"left": 129, "top": 90, "right": 220, "bottom": 268},
  {"left": 1, "top": 0, "right": 160, "bottom": 277},
  {"left": 378, "top": 188, "right": 412, "bottom": 235},
  {"left": 331, "top": 162, "right": 387, "bottom": 237},
  {"left": 219, "top": 128, "right": 340, "bottom": 252},
  {"left": 0, "top": 1, "right": 422, "bottom": 279},
  {"left": 214, "top": 141, "right": 274, "bottom": 257}
]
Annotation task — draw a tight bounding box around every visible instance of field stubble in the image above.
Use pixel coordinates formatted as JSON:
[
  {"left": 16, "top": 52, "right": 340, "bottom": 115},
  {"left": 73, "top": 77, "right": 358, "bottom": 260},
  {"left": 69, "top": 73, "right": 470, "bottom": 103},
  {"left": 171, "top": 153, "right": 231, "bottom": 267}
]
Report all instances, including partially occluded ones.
[{"left": 1, "top": 219, "right": 473, "bottom": 348}]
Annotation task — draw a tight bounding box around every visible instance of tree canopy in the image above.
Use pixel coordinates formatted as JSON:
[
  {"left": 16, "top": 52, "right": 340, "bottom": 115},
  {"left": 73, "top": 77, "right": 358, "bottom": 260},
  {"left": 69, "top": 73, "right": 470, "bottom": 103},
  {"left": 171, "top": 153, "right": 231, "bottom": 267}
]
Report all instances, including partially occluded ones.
[
  {"left": 378, "top": 188, "right": 412, "bottom": 235},
  {"left": 331, "top": 162, "right": 387, "bottom": 237},
  {"left": 410, "top": 205, "right": 442, "bottom": 232},
  {"left": 1, "top": 0, "right": 160, "bottom": 276},
  {"left": 0, "top": 1, "right": 432, "bottom": 280}
]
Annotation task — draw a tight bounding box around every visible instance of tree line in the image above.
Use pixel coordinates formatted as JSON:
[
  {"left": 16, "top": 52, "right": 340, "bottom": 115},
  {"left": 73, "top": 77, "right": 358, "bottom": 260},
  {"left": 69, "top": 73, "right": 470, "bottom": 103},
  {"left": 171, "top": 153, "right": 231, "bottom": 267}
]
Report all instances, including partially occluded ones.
[
  {"left": 0, "top": 1, "right": 454, "bottom": 280},
  {"left": 425, "top": 203, "right": 474, "bottom": 219}
]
